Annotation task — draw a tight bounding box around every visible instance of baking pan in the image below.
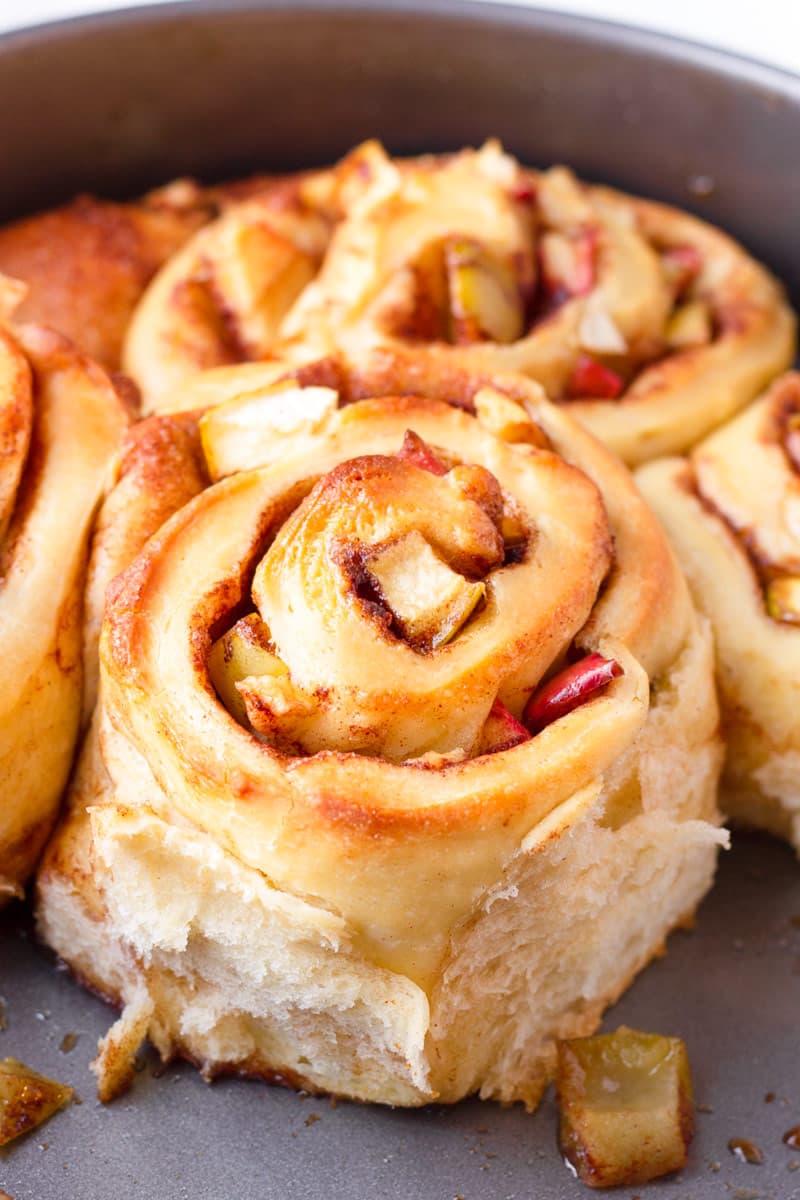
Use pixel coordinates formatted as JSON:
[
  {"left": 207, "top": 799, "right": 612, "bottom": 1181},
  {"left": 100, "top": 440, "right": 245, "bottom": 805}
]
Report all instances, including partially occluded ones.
[{"left": 1, "top": 4, "right": 799, "bottom": 1197}]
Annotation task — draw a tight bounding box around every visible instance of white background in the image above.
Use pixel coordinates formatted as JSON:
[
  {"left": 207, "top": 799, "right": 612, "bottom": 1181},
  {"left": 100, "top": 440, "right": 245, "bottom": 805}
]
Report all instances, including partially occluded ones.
[{"left": 0, "top": 0, "right": 799, "bottom": 76}]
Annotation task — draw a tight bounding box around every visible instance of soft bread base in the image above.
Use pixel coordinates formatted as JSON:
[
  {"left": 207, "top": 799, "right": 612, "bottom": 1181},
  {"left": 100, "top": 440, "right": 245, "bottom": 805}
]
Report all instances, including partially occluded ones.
[{"left": 37, "top": 619, "right": 724, "bottom": 1108}]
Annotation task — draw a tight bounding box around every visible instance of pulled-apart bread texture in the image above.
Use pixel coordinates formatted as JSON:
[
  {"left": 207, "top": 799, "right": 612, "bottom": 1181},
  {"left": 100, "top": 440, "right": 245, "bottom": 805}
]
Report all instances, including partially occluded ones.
[
  {"left": 637, "top": 373, "right": 800, "bottom": 854},
  {"left": 0, "top": 285, "right": 128, "bottom": 902},
  {"left": 123, "top": 141, "right": 795, "bottom": 465},
  {"left": 37, "top": 354, "right": 724, "bottom": 1107}
]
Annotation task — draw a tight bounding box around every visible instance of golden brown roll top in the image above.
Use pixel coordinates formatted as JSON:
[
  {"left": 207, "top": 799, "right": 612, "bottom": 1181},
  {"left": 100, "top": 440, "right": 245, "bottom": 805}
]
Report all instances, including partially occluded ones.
[
  {"left": 0, "top": 305, "right": 128, "bottom": 900},
  {"left": 98, "top": 357, "right": 694, "bottom": 986},
  {"left": 122, "top": 170, "right": 338, "bottom": 406},
  {"left": 124, "top": 142, "right": 795, "bottom": 465},
  {"left": 637, "top": 372, "right": 800, "bottom": 852},
  {"left": 0, "top": 182, "right": 221, "bottom": 371}
]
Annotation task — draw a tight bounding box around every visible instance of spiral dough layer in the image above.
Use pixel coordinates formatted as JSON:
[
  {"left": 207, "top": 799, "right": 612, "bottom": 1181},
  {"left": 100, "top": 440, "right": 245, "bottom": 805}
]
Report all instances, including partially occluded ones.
[
  {"left": 123, "top": 142, "right": 795, "bottom": 466},
  {"left": 638, "top": 372, "right": 800, "bottom": 853},
  {"left": 37, "top": 353, "right": 723, "bottom": 1107},
  {"left": 0, "top": 293, "right": 127, "bottom": 901}
]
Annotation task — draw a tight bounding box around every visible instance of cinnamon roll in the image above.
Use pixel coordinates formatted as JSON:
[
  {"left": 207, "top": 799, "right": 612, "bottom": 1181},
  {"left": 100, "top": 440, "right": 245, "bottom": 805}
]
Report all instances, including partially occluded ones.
[
  {"left": 123, "top": 142, "right": 794, "bottom": 465},
  {"left": 0, "top": 286, "right": 128, "bottom": 902},
  {"left": 0, "top": 181, "right": 225, "bottom": 371},
  {"left": 637, "top": 372, "right": 800, "bottom": 854},
  {"left": 37, "top": 353, "right": 723, "bottom": 1107}
]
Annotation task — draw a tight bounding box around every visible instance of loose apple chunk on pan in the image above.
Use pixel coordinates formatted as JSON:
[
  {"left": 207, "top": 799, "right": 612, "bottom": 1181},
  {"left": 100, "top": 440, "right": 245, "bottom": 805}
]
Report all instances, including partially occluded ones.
[
  {"left": 0, "top": 1058, "right": 73, "bottom": 1146},
  {"left": 556, "top": 1026, "right": 695, "bottom": 1189},
  {"left": 367, "top": 530, "right": 485, "bottom": 650}
]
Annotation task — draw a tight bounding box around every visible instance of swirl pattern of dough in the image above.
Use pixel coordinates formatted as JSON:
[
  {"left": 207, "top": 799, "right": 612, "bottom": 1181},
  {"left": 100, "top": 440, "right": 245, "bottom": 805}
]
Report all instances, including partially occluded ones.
[
  {"left": 0, "top": 291, "right": 128, "bottom": 901},
  {"left": 124, "top": 142, "right": 795, "bottom": 465},
  {"left": 37, "top": 354, "right": 724, "bottom": 1107},
  {"left": 637, "top": 373, "right": 800, "bottom": 854}
]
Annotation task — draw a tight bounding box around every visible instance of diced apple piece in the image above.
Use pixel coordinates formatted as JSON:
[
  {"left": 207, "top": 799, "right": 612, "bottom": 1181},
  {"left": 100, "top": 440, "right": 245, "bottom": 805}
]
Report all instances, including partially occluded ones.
[
  {"left": 660, "top": 244, "right": 703, "bottom": 297},
  {"left": 0, "top": 1058, "right": 73, "bottom": 1147},
  {"left": 443, "top": 237, "right": 524, "bottom": 345},
  {"left": 765, "top": 576, "right": 800, "bottom": 625},
  {"left": 501, "top": 508, "right": 529, "bottom": 559},
  {"left": 578, "top": 305, "right": 627, "bottom": 355},
  {"left": 476, "top": 699, "right": 531, "bottom": 755},
  {"left": 474, "top": 386, "right": 549, "bottom": 446},
  {"left": 566, "top": 356, "right": 625, "bottom": 401},
  {"left": 523, "top": 652, "right": 623, "bottom": 735},
  {"left": 200, "top": 382, "right": 338, "bottom": 480},
  {"left": 556, "top": 1027, "right": 695, "bottom": 1189},
  {"left": 539, "top": 229, "right": 597, "bottom": 301},
  {"left": 367, "top": 530, "right": 485, "bottom": 650},
  {"left": 237, "top": 671, "right": 316, "bottom": 743},
  {"left": 397, "top": 429, "right": 449, "bottom": 476},
  {"left": 537, "top": 166, "right": 594, "bottom": 228},
  {"left": 208, "top": 613, "right": 287, "bottom": 725},
  {"left": 664, "top": 300, "right": 713, "bottom": 349}
]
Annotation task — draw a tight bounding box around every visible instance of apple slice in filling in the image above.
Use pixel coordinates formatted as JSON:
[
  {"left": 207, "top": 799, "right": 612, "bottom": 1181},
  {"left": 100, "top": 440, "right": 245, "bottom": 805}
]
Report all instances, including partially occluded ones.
[
  {"left": 664, "top": 299, "right": 713, "bottom": 350},
  {"left": 200, "top": 382, "right": 338, "bottom": 480},
  {"left": 367, "top": 529, "right": 486, "bottom": 651},
  {"left": 443, "top": 236, "right": 525, "bottom": 345},
  {"left": 208, "top": 613, "right": 290, "bottom": 726},
  {"left": 765, "top": 575, "right": 800, "bottom": 624}
]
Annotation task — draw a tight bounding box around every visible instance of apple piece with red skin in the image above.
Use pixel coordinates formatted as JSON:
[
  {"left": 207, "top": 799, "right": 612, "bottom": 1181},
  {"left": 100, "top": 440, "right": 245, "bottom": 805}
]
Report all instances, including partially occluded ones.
[
  {"left": 511, "top": 180, "right": 537, "bottom": 205},
  {"left": 523, "top": 653, "right": 624, "bottom": 735},
  {"left": 566, "top": 355, "right": 625, "bottom": 401},
  {"left": 397, "top": 429, "right": 450, "bottom": 476},
  {"left": 477, "top": 699, "right": 531, "bottom": 755},
  {"left": 661, "top": 245, "right": 703, "bottom": 297}
]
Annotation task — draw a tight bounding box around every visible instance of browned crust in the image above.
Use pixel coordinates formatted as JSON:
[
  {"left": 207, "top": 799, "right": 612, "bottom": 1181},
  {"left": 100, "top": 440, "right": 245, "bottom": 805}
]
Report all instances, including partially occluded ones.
[{"left": 0, "top": 196, "right": 212, "bottom": 369}]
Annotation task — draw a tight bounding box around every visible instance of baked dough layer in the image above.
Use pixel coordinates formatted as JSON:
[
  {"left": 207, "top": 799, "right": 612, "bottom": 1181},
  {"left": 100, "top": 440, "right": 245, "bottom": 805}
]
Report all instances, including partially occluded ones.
[
  {"left": 637, "top": 373, "right": 800, "bottom": 853},
  {"left": 0, "top": 308, "right": 127, "bottom": 901}
]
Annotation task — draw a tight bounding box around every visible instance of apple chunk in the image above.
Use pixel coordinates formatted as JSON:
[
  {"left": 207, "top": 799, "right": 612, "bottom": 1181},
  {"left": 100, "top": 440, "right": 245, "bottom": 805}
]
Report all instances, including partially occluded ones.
[
  {"left": 208, "top": 613, "right": 288, "bottom": 725},
  {"left": 213, "top": 219, "right": 317, "bottom": 353},
  {"left": 474, "top": 386, "right": 549, "bottom": 447},
  {"left": 367, "top": 530, "right": 485, "bottom": 650},
  {"left": 0, "top": 1058, "right": 73, "bottom": 1146},
  {"left": 523, "top": 652, "right": 623, "bottom": 735},
  {"left": 476, "top": 699, "right": 531, "bottom": 755},
  {"left": 443, "top": 237, "right": 524, "bottom": 345},
  {"left": 664, "top": 300, "right": 713, "bottom": 349},
  {"left": 200, "top": 381, "right": 338, "bottom": 480},
  {"left": 556, "top": 1027, "right": 695, "bottom": 1189},
  {"left": 765, "top": 576, "right": 800, "bottom": 624}
]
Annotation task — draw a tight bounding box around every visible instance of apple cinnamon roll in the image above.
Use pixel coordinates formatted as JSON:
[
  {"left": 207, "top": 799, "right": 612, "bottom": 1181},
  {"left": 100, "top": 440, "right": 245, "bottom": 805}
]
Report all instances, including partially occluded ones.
[
  {"left": 637, "top": 372, "right": 800, "bottom": 854},
  {"left": 0, "top": 182, "right": 224, "bottom": 371},
  {"left": 0, "top": 289, "right": 128, "bottom": 902},
  {"left": 123, "top": 142, "right": 794, "bottom": 464},
  {"left": 37, "top": 354, "right": 723, "bottom": 1107}
]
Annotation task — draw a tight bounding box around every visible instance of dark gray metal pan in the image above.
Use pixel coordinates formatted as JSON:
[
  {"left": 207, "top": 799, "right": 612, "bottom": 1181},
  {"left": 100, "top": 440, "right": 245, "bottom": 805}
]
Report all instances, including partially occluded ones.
[{"left": 1, "top": 5, "right": 799, "bottom": 1197}]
